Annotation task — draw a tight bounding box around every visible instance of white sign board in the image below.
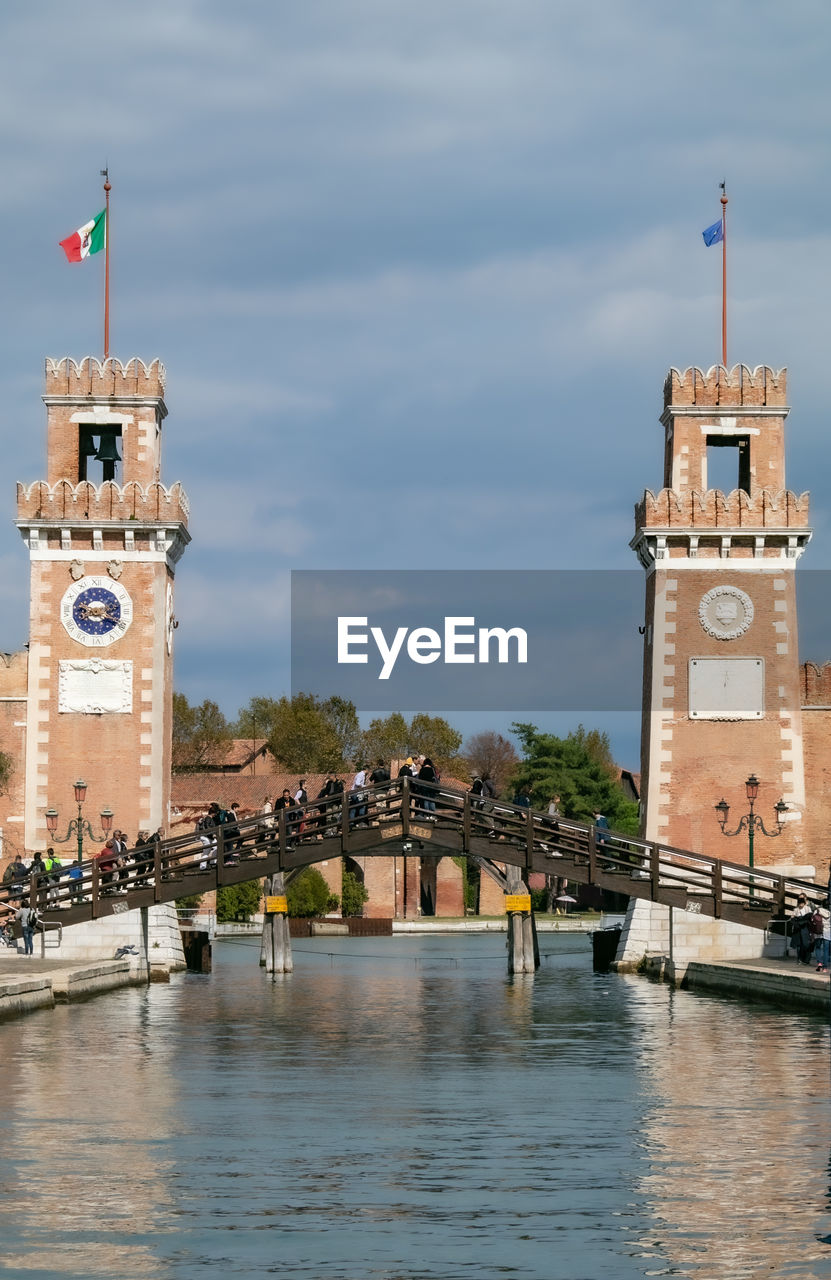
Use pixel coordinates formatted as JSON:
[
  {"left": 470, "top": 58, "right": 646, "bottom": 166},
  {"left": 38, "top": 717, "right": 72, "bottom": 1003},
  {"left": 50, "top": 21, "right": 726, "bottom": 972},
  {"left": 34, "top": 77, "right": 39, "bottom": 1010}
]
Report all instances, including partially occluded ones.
[
  {"left": 58, "top": 659, "right": 133, "bottom": 714},
  {"left": 689, "top": 658, "right": 764, "bottom": 720}
]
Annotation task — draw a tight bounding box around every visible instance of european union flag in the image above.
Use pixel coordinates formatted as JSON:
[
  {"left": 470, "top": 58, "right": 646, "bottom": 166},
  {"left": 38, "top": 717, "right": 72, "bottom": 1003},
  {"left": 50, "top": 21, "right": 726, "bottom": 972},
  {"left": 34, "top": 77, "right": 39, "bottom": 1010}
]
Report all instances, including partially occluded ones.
[{"left": 702, "top": 219, "right": 723, "bottom": 247}]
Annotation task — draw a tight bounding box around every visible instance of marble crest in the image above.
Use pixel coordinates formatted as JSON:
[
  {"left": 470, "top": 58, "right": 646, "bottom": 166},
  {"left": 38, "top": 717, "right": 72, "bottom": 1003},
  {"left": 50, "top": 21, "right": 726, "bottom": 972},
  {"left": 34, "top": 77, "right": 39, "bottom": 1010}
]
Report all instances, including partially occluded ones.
[{"left": 698, "top": 585, "right": 754, "bottom": 641}]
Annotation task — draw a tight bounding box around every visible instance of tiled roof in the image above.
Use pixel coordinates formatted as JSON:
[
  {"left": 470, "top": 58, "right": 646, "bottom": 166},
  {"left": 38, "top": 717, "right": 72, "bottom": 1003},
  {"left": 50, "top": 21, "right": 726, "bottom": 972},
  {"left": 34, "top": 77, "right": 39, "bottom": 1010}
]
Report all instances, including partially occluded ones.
[{"left": 194, "top": 738, "right": 272, "bottom": 770}]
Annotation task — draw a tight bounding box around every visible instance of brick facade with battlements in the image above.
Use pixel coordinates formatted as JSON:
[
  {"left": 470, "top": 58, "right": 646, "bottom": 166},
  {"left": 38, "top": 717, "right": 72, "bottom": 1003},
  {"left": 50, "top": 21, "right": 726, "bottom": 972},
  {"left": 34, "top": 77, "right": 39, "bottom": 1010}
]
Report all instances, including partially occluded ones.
[{"left": 634, "top": 365, "right": 829, "bottom": 882}]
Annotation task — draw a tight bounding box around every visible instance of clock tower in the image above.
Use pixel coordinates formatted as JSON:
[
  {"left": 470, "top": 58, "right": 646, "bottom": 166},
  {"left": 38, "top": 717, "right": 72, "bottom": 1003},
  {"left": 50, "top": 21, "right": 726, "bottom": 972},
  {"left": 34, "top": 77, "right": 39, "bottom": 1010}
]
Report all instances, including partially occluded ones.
[
  {"left": 631, "top": 364, "right": 811, "bottom": 867},
  {"left": 17, "top": 357, "right": 190, "bottom": 851}
]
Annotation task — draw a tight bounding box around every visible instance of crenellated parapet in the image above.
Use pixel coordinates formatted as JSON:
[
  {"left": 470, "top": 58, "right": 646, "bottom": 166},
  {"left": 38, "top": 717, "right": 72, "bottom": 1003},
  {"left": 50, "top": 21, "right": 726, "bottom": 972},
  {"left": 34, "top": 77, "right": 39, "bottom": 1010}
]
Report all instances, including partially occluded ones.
[
  {"left": 44, "top": 356, "right": 166, "bottom": 399},
  {"left": 16, "top": 479, "right": 189, "bottom": 525},
  {"left": 663, "top": 365, "right": 787, "bottom": 410},
  {"left": 802, "top": 662, "right": 831, "bottom": 707},
  {"left": 636, "top": 487, "right": 810, "bottom": 531}
]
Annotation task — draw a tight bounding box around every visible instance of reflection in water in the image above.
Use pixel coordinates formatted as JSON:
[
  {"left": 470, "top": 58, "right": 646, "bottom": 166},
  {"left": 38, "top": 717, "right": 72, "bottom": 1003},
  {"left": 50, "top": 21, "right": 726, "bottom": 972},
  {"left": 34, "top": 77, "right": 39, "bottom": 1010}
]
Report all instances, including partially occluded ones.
[
  {"left": 0, "top": 987, "right": 179, "bottom": 1276},
  {"left": 625, "top": 976, "right": 831, "bottom": 1279},
  {"left": 0, "top": 936, "right": 827, "bottom": 1280}
]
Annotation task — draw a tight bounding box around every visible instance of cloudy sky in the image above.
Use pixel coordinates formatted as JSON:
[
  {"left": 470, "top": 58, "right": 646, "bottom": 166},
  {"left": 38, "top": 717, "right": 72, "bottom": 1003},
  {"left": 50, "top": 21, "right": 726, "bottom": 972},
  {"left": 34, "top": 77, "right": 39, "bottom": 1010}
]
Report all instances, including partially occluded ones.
[{"left": 1, "top": 0, "right": 829, "bottom": 768}]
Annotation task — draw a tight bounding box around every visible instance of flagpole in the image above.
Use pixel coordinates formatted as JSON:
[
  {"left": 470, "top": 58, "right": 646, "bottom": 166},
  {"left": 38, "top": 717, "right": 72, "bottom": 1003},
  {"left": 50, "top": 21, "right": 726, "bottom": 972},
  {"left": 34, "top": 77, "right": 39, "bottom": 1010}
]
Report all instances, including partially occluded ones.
[
  {"left": 720, "top": 181, "right": 727, "bottom": 367},
  {"left": 101, "top": 168, "right": 111, "bottom": 359}
]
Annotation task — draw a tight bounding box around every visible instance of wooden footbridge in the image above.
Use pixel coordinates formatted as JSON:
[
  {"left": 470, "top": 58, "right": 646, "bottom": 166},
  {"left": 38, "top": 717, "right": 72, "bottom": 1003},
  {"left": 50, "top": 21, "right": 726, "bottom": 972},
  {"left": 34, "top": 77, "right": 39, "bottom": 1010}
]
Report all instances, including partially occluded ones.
[{"left": 0, "top": 778, "right": 824, "bottom": 937}]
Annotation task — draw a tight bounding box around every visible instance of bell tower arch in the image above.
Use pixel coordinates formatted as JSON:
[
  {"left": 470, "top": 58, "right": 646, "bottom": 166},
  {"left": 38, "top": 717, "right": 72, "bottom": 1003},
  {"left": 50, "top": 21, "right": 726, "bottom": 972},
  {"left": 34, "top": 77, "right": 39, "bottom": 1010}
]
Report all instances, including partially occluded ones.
[
  {"left": 16, "top": 357, "right": 190, "bottom": 851},
  {"left": 632, "top": 365, "right": 811, "bottom": 866}
]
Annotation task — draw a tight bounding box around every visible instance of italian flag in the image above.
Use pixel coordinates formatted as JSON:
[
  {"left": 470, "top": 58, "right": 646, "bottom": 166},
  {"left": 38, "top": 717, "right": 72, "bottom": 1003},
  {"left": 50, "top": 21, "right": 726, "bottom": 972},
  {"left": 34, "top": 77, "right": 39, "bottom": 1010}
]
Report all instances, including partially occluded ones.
[{"left": 59, "top": 209, "right": 106, "bottom": 262}]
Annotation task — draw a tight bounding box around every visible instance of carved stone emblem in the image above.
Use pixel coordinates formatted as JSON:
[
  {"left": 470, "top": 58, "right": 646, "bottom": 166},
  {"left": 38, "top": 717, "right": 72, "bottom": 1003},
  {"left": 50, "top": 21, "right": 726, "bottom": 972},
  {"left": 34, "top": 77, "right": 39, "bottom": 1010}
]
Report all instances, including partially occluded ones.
[
  {"left": 69, "top": 559, "right": 84, "bottom": 581},
  {"left": 698, "top": 585, "right": 754, "bottom": 641},
  {"left": 58, "top": 659, "right": 133, "bottom": 714},
  {"left": 107, "top": 560, "right": 123, "bottom": 580}
]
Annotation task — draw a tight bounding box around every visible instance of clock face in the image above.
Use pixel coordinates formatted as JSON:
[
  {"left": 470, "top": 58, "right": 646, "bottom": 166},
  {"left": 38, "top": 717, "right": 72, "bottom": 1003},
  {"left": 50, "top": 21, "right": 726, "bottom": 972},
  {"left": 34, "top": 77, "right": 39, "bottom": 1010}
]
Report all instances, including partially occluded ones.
[{"left": 60, "top": 576, "right": 133, "bottom": 647}]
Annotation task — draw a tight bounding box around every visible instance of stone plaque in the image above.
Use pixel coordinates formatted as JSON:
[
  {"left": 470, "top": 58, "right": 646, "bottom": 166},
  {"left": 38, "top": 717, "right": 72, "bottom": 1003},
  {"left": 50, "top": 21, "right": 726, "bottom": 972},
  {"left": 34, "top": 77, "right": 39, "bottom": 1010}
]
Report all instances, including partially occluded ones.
[
  {"left": 58, "top": 659, "right": 133, "bottom": 714},
  {"left": 689, "top": 657, "right": 764, "bottom": 720}
]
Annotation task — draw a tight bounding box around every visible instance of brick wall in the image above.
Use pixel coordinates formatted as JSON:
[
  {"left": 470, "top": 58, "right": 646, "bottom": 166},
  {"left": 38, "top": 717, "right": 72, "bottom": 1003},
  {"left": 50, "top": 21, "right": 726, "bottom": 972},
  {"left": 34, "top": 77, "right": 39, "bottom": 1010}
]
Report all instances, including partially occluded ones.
[{"left": 0, "top": 650, "right": 28, "bottom": 864}]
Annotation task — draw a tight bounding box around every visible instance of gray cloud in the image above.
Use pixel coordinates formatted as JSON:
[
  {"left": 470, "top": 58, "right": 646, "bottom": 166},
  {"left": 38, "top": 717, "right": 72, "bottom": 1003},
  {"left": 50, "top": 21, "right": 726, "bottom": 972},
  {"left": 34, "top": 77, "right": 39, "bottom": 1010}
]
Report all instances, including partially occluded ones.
[{"left": 1, "top": 0, "right": 829, "bottom": 764}]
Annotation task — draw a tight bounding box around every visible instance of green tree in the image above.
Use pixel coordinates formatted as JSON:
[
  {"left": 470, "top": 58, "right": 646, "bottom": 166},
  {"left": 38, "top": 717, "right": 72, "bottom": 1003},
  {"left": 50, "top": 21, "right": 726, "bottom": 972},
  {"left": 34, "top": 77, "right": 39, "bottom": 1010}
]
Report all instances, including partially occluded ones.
[
  {"left": 0, "top": 750, "right": 13, "bottom": 794},
  {"left": 236, "top": 693, "right": 352, "bottom": 771},
  {"left": 321, "top": 695, "right": 362, "bottom": 764},
  {"left": 568, "top": 724, "right": 616, "bottom": 773},
  {"left": 236, "top": 694, "right": 338, "bottom": 770},
  {"left": 175, "top": 893, "right": 203, "bottom": 911},
  {"left": 360, "top": 712, "right": 410, "bottom": 765},
  {"left": 216, "top": 880, "right": 263, "bottom": 922},
  {"left": 341, "top": 867, "right": 369, "bottom": 917},
  {"left": 286, "top": 866, "right": 332, "bottom": 917},
  {"left": 510, "top": 722, "right": 638, "bottom": 835},
  {"left": 172, "top": 693, "right": 234, "bottom": 773},
  {"left": 406, "top": 713, "right": 463, "bottom": 775}
]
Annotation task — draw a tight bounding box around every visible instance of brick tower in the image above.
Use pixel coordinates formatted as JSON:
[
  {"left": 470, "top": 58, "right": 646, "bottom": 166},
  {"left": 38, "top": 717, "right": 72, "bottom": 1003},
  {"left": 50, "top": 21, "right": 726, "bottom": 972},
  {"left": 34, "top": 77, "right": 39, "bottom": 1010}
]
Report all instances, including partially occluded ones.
[
  {"left": 16, "top": 357, "right": 190, "bottom": 852},
  {"left": 632, "top": 365, "right": 811, "bottom": 867}
]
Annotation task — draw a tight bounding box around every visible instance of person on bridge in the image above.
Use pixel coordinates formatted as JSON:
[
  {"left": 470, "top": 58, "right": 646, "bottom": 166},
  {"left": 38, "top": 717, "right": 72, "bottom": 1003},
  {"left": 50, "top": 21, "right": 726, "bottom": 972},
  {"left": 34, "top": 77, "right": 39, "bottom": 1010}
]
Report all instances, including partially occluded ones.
[
  {"left": 97, "top": 839, "right": 119, "bottom": 895},
  {"left": 417, "top": 758, "right": 438, "bottom": 817},
  {"left": 44, "top": 848, "right": 63, "bottom": 905},
  {"left": 30, "top": 851, "right": 47, "bottom": 897},
  {"left": 68, "top": 859, "right": 84, "bottom": 904},
  {"left": 350, "top": 765, "right": 368, "bottom": 827},
  {"left": 7, "top": 856, "right": 29, "bottom": 903},
  {"left": 370, "top": 760, "right": 390, "bottom": 817}
]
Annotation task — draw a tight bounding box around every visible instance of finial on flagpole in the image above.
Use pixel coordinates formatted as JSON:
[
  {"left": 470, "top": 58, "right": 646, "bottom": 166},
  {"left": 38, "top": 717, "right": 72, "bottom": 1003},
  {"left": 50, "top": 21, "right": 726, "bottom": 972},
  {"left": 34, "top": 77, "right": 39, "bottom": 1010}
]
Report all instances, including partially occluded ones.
[{"left": 100, "top": 167, "right": 111, "bottom": 359}]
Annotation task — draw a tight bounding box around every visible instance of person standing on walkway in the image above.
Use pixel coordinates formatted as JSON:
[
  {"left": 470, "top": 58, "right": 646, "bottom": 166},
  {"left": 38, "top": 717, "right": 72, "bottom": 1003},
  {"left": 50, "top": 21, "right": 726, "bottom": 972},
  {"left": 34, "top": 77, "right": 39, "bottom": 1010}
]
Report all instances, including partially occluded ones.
[
  {"left": 15, "top": 903, "right": 36, "bottom": 955},
  {"left": 815, "top": 907, "right": 831, "bottom": 972},
  {"left": 790, "top": 894, "right": 814, "bottom": 964}
]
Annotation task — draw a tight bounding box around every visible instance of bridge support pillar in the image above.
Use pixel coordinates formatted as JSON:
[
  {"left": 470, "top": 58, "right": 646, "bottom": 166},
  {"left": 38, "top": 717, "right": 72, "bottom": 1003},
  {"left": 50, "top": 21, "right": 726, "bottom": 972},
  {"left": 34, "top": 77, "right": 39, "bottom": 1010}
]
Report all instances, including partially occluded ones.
[
  {"left": 506, "top": 867, "right": 539, "bottom": 973},
  {"left": 262, "top": 873, "right": 293, "bottom": 974}
]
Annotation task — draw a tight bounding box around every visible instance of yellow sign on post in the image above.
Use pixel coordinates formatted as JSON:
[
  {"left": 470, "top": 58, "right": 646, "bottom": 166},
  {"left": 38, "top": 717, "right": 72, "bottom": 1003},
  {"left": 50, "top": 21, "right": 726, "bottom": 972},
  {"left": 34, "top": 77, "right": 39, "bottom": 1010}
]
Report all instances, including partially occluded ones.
[
  {"left": 505, "top": 894, "right": 531, "bottom": 913},
  {"left": 266, "top": 895, "right": 288, "bottom": 914}
]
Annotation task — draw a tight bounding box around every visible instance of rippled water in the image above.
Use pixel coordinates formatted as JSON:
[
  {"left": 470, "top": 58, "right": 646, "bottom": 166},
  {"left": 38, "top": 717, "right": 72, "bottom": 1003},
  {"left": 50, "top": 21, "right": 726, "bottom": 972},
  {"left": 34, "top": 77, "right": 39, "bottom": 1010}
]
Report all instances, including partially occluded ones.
[{"left": 0, "top": 933, "right": 829, "bottom": 1280}]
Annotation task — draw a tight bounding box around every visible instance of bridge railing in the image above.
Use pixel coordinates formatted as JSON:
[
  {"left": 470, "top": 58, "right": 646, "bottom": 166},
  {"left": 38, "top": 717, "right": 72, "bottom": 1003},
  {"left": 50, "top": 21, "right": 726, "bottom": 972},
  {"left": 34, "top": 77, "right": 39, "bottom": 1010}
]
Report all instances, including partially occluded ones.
[{"left": 0, "top": 777, "right": 826, "bottom": 927}]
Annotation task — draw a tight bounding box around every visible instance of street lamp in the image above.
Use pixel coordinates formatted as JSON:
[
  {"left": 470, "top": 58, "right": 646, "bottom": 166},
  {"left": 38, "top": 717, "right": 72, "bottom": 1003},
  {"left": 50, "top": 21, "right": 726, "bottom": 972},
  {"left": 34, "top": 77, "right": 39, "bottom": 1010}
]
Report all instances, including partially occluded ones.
[
  {"left": 44, "top": 779, "right": 114, "bottom": 862},
  {"left": 714, "top": 773, "right": 788, "bottom": 871}
]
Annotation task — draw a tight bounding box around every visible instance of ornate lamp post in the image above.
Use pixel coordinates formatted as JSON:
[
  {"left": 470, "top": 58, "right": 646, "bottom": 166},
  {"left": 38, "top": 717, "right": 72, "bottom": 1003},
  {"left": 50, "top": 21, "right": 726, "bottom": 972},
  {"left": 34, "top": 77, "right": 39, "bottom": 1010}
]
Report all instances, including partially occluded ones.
[
  {"left": 714, "top": 773, "right": 788, "bottom": 871},
  {"left": 44, "top": 780, "right": 114, "bottom": 863}
]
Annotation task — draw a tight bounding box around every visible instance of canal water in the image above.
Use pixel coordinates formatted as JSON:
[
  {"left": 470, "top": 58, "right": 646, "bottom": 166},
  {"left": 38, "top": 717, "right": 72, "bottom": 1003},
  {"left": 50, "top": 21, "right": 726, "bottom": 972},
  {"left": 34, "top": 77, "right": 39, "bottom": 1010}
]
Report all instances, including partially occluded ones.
[{"left": 0, "top": 933, "right": 829, "bottom": 1280}]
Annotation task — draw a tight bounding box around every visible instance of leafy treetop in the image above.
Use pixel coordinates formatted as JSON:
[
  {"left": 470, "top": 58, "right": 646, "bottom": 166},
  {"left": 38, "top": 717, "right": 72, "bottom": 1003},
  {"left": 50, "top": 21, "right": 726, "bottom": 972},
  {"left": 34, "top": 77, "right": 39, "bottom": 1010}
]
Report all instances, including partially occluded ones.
[{"left": 510, "top": 721, "right": 638, "bottom": 835}]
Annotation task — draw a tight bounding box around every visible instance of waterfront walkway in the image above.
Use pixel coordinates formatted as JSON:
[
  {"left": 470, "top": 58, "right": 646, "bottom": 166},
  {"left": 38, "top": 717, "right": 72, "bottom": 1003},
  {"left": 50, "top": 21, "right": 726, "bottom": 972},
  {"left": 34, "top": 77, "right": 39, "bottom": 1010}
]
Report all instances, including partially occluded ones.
[
  {"left": 0, "top": 954, "right": 143, "bottom": 1020},
  {"left": 682, "top": 953, "right": 831, "bottom": 1013}
]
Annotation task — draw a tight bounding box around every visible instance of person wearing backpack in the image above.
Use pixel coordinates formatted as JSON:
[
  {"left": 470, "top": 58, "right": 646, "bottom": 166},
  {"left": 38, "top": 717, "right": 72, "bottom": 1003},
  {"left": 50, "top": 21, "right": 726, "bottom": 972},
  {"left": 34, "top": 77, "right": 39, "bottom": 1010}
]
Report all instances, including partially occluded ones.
[
  {"left": 15, "top": 903, "right": 36, "bottom": 956},
  {"left": 44, "top": 848, "right": 63, "bottom": 906}
]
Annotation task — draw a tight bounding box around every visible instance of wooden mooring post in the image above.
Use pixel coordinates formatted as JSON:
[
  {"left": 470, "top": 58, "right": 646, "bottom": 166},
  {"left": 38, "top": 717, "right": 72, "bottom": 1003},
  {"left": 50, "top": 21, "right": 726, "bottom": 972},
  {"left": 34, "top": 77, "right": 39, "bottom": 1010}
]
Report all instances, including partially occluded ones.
[
  {"left": 261, "top": 873, "right": 293, "bottom": 974},
  {"left": 505, "top": 866, "right": 539, "bottom": 973}
]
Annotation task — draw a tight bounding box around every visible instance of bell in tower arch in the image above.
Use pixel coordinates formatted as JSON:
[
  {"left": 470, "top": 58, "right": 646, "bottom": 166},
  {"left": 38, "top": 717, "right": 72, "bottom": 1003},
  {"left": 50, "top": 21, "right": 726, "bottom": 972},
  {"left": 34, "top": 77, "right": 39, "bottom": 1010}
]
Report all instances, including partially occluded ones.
[{"left": 93, "top": 430, "right": 122, "bottom": 482}]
